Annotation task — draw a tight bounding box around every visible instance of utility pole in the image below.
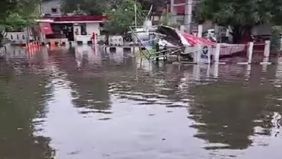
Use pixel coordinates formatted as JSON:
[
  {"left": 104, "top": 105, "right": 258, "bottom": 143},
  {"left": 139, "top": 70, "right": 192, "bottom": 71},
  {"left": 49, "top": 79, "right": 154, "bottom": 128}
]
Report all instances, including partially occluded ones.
[
  {"left": 184, "top": 0, "right": 193, "bottom": 33},
  {"left": 39, "top": 0, "right": 42, "bottom": 16},
  {"left": 134, "top": 0, "right": 137, "bottom": 28},
  {"left": 170, "top": 0, "right": 176, "bottom": 24}
]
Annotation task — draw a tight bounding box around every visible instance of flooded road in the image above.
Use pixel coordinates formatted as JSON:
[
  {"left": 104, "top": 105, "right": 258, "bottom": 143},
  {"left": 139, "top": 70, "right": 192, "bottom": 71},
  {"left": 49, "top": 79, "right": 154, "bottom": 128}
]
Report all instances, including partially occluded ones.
[{"left": 0, "top": 46, "right": 282, "bottom": 159}]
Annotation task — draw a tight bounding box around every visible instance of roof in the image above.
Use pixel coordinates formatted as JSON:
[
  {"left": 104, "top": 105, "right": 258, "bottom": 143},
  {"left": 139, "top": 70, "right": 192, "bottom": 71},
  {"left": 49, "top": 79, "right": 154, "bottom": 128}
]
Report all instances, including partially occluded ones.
[
  {"left": 38, "top": 15, "right": 107, "bottom": 24},
  {"left": 53, "top": 15, "right": 107, "bottom": 22}
]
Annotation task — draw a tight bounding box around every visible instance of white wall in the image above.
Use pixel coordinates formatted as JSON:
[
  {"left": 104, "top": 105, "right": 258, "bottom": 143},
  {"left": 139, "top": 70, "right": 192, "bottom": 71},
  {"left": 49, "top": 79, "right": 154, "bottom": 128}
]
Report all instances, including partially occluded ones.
[
  {"left": 86, "top": 23, "right": 100, "bottom": 35},
  {"left": 5, "top": 32, "right": 28, "bottom": 45},
  {"left": 73, "top": 23, "right": 101, "bottom": 44}
]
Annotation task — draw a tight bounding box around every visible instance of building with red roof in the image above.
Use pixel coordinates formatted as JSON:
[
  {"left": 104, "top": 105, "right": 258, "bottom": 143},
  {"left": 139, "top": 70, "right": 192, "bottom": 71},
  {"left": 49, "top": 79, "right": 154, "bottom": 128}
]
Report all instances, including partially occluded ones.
[
  {"left": 37, "top": 15, "right": 107, "bottom": 45},
  {"left": 37, "top": 0, "right": 107, "bottom": 45},
  {"left": 169, "top": 0, "right": 202, "bottom": 32}
]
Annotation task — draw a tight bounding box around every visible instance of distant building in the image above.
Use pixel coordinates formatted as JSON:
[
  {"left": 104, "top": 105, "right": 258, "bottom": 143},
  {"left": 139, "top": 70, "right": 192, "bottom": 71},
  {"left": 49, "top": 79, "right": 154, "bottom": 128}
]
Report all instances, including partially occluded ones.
[
  {"left": 4, "top": 0, "right": 107, "bottom": 46},
  {"left": 169, "top": 0, "right": 201, "bottom": 32},
  {"left": 37, "top": 0, "right": 107, "bottom": 45},
  {"left": 170, "top": 0, "right": 191, "bottom": 24},
  {"left": 38, "top": 16, "right": 107, "bottom": 45},
  {"left": 41, "top": 0, "right": 62, "bottom": 17},
  {"left": 169, "top": 0, "right": 214, "bottom": 35}
]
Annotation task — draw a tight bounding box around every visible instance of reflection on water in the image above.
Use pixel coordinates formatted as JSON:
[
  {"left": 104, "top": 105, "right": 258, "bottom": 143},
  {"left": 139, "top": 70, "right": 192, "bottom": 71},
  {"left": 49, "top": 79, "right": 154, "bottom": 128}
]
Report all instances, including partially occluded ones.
[
  {"left": 0, "top": 45, "right": 282, "bottom": 159},
  {"left": 0, "top": 62, "right": 54, "bottom": 159}
]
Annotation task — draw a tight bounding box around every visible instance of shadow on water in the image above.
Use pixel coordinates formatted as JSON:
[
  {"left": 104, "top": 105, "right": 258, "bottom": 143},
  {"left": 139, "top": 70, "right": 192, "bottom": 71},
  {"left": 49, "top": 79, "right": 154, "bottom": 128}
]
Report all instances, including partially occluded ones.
[{"left": 0, "top": 45, "right": 282, "bottom": 159}]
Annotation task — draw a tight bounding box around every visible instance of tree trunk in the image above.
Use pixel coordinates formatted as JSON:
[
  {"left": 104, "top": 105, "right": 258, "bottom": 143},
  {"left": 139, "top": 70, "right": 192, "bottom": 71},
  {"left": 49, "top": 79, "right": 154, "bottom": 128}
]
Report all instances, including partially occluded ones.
[
  {"left": 0, "top": 33, "right": 4, "bottom": 47},
  {"left": 232, "top": 26, "right": 252, "bottom": 44},
  {"left": 232, "top": 26, "right": 241, "bottom": 44},
  {"left": 0, "top": 39, "right": 2, "bottom": 48}
]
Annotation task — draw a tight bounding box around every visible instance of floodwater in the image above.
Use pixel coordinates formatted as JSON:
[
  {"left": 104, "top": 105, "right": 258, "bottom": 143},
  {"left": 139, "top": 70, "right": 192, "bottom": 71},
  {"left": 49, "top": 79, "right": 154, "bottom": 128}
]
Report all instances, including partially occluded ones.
[{"left": 0, "top": 45, "right": 281, "bottom": 159}]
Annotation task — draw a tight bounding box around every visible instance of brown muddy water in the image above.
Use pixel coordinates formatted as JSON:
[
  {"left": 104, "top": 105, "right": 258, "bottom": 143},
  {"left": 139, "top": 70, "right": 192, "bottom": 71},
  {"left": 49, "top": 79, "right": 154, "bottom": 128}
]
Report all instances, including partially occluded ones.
[{"left": 0, "top": 46, "right": 281, "bottom": 159}]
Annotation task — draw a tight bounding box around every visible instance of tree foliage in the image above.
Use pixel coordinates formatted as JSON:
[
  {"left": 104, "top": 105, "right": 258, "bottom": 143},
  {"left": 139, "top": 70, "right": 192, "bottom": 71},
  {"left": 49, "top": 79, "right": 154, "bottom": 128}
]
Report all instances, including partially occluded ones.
[
  {"left": 61, "top": 0, "right": 159, "bottom": 34},
  {"left": 137, "top": 0, "right": 168, "bottom": 11},
  {"left": 62, "top": 0, "right": 168, "bottom": 15},
  {"left": 199, "top": 0, "right": 282, "bottom": 43},
  {"left": 0, "top": 0, "right": 39, "bottom": 28},
  {"left": 0, "top": 0, "right": 40, "bottom": 44},
  {"left": 104, "top": 0, "right": 145, "bottom": 34},
  {"left": 62, "top": 0, "right": 107, "bottom": 15}
]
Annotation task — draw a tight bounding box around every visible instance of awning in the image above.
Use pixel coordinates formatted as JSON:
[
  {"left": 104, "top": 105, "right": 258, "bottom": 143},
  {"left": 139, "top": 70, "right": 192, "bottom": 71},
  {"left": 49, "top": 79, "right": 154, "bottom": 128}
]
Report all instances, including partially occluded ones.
[
  {"left": 40, "top": 23, "right": 53, "bottom": 35},
  {"left": 182, "top": 33, "right": 216, "bottom": 46}
]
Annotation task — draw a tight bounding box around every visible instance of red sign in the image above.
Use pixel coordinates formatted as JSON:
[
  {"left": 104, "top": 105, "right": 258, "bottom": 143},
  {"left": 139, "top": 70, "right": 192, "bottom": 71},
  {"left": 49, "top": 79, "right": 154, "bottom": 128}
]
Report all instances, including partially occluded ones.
[{"left": 40, "top": 23, "right": 53, "bottom": 35}]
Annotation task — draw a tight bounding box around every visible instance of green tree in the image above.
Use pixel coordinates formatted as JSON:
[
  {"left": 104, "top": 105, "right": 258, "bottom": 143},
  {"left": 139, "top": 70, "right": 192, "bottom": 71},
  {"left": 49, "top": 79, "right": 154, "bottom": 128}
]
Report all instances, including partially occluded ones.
[
  {"left": 199, "top": 0, "right": 282, "bottom": 43},
  {"left": 0, "top": 0, "right": 40, "bottom": 45},
  {"left": 104, "top": 0, "right": 145, "bottom": 34},
  {"left": 62, "top": 0, "right": 168, "bottom": 16},
  {"left": 0, "top": 0, "right": 40, "bottom": 29},
  {"left": 62, "top": 0, "right": 146, "bottom": 34},
  {"left": 0, "top": 0, "right": 17, "bottom": 44},
  {"left": 137, "top": 0, "right": 168, "bottom": 11},
  {"left": 62, "top": 0, "right": 107, "bottom": 15}
]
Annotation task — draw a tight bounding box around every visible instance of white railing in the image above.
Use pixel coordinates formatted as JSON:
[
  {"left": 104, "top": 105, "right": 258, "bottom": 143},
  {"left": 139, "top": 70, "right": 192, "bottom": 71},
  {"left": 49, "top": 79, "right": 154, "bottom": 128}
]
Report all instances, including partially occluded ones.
[{"left": 212, "top": 41, "right": 271, "bottom": 64}]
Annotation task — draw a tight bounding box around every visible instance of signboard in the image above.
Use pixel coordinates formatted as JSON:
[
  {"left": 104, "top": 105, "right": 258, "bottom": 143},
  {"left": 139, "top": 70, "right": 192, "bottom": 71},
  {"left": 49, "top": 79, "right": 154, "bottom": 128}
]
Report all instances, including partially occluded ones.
[{"left": 200, "top": 45, "right": 211, "bottom": 63}]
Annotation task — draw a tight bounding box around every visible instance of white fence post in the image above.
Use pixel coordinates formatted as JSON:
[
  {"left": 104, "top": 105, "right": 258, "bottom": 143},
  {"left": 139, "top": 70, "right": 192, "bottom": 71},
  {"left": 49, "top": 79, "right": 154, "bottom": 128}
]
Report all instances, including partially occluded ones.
[
  {"left": 264, "top": 40, "right": 271, "bottom": 58},
  {"left": 193, "top": 64, "right": 201, "bottom": 80},
  {"left": 261, "top": 40, "right": 271, "bottom": 66},
  {"left": 197, "top": 45, "right": 202, "bottom": 64},
  {"left": 213, "top": 63, "right": 219, "bottom": 78},
  {"left": 193, "top": 45, "right": 202, "bottom": 63},
  {"left": 247, "top": 42, "right": 254, "bottom": 64},
  {"left": 197, "top": 25, "right": 203, "bottom": 38},
  {"left": 207, "top": 46, "right": 212, "bottom": 64},
  {"left": 280, "top": 37, "right": 282, "bottom": 51},
  {"left": 214, "top": 43, "right": 221, "bottom": 63}
]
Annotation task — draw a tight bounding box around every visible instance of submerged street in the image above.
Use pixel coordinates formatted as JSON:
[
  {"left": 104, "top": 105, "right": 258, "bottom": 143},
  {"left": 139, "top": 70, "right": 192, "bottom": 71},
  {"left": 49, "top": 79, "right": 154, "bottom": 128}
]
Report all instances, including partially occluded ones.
[{"left": 0, "top": 46, "right": 282, "bottom": 159}]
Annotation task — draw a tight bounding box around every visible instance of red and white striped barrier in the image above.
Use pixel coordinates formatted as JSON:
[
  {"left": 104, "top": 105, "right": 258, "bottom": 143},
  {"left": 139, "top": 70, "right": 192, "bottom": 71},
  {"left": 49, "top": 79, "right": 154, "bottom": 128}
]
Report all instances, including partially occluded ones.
[{"left": 26, "top": 42, "right": 41, "bottom": 55}]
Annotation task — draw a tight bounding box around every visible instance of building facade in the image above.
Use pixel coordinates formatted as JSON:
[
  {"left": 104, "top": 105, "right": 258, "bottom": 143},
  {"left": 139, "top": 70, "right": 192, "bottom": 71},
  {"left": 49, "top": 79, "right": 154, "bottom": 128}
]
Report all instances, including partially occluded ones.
[
  {"left": 38, "top": 0, "right": 106, "bottom": 45},
  {"left": 170, "top": 0, "right": 201, "bottom": 32},
  {"left": 39, "top": 16, "right": 106, "bottom": 45}
]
